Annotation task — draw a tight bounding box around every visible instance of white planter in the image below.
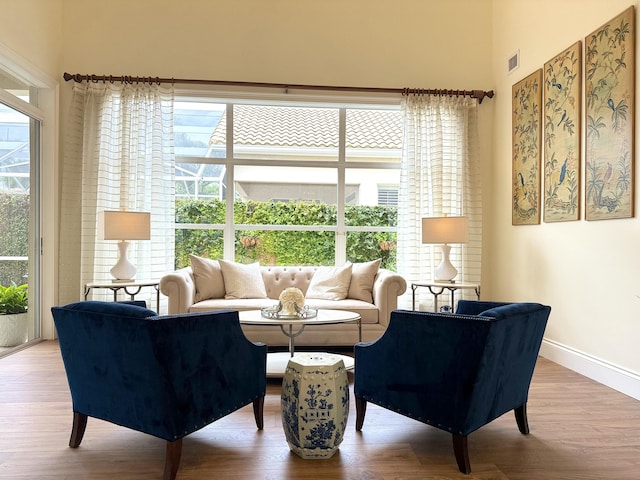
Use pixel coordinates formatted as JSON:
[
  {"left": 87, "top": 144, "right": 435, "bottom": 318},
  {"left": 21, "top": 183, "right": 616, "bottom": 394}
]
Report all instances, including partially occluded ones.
[{"left": 0, "top": 313, "right": 28, "bottom": 347}]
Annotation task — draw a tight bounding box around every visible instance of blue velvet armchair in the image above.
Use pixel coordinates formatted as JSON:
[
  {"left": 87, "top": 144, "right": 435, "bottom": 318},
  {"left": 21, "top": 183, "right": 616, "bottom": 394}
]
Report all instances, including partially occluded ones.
[
  {"left": 354, "top": 300, "right": 551, "bottom": 474},
  {"left": 51, "top": 301, "right": 267, "bottom": 480}
]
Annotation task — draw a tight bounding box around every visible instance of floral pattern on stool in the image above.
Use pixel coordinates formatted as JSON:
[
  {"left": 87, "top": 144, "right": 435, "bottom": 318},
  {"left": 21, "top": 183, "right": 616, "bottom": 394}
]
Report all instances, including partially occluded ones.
[{"left": 281, "top": 352, "right": 349, "bottom": 459}]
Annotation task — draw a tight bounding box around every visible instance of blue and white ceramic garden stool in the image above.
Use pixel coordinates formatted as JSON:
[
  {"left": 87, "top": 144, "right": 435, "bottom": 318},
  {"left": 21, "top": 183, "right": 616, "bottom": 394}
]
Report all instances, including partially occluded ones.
[{"left": 281, "top": 352, "right": 349, "bottom": 459}]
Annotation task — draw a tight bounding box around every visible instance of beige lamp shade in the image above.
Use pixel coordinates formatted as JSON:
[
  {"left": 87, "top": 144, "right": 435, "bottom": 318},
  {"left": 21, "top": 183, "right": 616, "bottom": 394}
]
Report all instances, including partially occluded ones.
[
  {"left": 421, "top": 216, "right": 468, "bottom": 283},
  {"left": 100, "top": 211, "right": 151, "bottom": 241},
  {"left": 99, "top": 210, "right": 150, "bottom": 281},
  {"left": 421, "top": 216, "right": 468, "bottom": 245}
]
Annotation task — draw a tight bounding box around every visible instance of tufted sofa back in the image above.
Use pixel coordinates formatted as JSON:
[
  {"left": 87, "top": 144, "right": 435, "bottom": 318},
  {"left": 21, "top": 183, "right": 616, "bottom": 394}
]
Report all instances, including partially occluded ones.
[{"left": 260, "top": 266, "right": 318, "bottom": 300}]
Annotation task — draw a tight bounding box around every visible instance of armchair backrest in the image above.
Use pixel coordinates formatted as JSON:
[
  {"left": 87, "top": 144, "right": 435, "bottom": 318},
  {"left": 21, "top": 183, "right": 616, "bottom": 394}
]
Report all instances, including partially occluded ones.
[
  {"left": 354, "top": 301, "right": 551, "bottom": 435},
  {"left": 52, "top": 301, "right": 267, "bottom": 441},
  {"left": 465, "top": 302, "right": 550, "bottom": 431},
  {"left": 455, "top": 299, "right": 510, "bottom": 315}
]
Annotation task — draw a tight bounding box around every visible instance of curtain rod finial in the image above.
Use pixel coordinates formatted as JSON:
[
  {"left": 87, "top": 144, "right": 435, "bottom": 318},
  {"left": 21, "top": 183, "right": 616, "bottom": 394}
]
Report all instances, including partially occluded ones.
[{"left": 475, "top": 89, "right": 495, "bottom": 103}]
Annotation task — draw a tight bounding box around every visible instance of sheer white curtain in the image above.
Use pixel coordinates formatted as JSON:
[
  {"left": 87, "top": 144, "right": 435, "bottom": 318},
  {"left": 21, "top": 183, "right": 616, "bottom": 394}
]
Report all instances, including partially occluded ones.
[
  {"left": 59, "top": 82, "right": 175, "bottom": 308},
  {"left": 397, "top": 94, "right": 482, "bottom": 310}
]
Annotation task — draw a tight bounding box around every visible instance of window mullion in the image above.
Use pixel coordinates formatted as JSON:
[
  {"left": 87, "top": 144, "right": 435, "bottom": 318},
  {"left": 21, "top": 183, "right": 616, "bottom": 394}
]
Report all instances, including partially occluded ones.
[
  {"left": 224, "top": 103, "right": 235, "bottom": 260},
  {"left": 335, "top": 107, "right": 346, "bottom": 265}
]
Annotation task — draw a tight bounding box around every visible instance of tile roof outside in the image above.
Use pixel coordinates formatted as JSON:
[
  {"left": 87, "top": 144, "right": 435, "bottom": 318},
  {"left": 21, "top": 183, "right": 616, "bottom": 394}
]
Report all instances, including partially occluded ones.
[{"left": 209, "top": 105, "right": 402, "bottom": 150}]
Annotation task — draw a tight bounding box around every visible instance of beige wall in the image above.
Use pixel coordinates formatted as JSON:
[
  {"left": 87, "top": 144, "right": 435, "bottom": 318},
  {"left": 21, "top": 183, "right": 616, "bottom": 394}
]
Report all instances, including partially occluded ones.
[
  {"left": 492, "top": 0, "right": 640, "bottom": 382},
  {"left": 0, "top": 0, "right": 62, "bottom": 79},
  {"left": 59, "top": 0, "right": 492, "bottom": 88}
]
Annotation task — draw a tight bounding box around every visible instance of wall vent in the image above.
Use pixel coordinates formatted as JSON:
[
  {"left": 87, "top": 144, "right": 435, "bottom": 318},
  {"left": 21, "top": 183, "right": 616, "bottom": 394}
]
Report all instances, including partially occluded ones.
[{"left": 508, "top": 50, "right": 520, "bottom": 74}]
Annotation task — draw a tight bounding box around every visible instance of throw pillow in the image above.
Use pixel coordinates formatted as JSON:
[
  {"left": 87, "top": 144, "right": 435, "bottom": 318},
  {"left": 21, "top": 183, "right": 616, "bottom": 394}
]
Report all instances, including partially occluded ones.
[
  {"left": 218, "top": 260, "right": 268, "bottom": 299},
  {"left": 305, "top": 263, "right": 353, "bottom": 301},
  {"left": 348, "top": 258, "right": 381, "bottom": 303},
  {"left": 189, "top": 254, "right": 225, "bottom": 302}
]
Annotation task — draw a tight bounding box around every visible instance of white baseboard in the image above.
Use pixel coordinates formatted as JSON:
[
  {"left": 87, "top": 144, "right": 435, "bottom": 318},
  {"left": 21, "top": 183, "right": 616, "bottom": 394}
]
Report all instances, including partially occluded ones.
[{"left": 539, "top": 338, "right": 640, "bottom": 401}]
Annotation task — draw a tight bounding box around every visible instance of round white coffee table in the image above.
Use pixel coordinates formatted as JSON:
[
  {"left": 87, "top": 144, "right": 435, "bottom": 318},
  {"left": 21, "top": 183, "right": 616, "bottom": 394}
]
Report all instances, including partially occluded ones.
[{"left": 238, "top": 309, "right": 361, "bottom": 377}]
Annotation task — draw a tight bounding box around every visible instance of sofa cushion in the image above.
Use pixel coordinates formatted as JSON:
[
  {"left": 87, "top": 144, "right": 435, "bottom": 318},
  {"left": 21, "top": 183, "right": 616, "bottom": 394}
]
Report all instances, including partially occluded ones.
[
  {"left": 305, "top": 264, "right": 352, "bottom": 300},
  {"left": 304, "top": 298, "right": 380, "bottom": 324},
  {"left": 190, "top": 298, "right": 276, "bottom": 312},
  {"left": 348, "top": 259, "right": 381, "bottom": 303},
  {"left": 190, "top": 254, "right": 226, "bottom": 302},
  {"left": 219, "top": 260, "right": 268, "bottom": 299}
]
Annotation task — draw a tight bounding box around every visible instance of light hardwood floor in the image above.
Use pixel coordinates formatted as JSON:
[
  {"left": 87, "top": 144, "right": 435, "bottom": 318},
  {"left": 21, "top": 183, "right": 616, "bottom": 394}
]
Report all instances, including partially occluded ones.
[{"left": 1, "top": 341, "right": 639, "bottom": 479}]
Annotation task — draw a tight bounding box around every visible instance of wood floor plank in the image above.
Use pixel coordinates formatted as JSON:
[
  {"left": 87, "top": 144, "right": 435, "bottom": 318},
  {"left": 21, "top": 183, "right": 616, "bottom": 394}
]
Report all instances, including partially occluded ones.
[{"left": 0, "top": 341, "right": 639, "bottom": 479}]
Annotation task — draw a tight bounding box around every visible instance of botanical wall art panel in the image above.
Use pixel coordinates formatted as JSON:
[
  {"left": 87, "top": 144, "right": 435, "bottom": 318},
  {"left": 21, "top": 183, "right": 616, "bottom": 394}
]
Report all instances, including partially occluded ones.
[
  {"left": 512, "top": 69, "right": 543, "bottom": 225},
  {"left": 585, "top": 6, "right": 635, "bottom": 220},
  {"left": 543, "top": 42, "right": 581, "bottom": 222}
]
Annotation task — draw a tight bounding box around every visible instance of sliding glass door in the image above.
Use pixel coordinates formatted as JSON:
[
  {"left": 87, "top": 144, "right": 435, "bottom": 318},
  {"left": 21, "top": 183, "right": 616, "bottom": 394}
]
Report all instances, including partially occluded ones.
[{"left": 0, "top": 75, "right": 41, "bottom": 353}]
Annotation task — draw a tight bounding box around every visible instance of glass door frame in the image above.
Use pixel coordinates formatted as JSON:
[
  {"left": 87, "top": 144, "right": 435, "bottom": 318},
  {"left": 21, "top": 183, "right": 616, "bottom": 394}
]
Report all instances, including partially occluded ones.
[{"left": 0, "top": 44, "right": 58, "bottom": 352}]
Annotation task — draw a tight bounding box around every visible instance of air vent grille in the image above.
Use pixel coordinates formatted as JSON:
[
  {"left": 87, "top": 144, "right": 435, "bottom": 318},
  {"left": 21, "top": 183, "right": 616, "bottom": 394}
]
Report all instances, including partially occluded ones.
[{"left": 508, "top": 50, "right": 520, "bottom": 74}]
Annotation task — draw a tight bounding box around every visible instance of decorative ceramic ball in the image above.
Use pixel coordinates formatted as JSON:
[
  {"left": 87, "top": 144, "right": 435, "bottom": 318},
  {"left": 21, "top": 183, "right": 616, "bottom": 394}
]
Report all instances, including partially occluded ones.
[{"left": 279, "top": 287, "right": 305, "bottom": 315}]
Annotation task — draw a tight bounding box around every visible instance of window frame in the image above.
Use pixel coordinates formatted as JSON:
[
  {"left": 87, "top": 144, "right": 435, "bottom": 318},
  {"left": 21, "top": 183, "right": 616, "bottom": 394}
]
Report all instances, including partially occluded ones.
[
  {"left": 0, "top": 45, "right": 58, "bottom": 344},
  {"left": 174, "top": 90, "right": 401, "bottom": 267}
]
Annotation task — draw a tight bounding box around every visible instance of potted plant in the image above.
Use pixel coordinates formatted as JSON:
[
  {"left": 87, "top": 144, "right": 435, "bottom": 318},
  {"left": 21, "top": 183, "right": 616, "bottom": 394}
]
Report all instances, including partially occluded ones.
[{"left": 0, "top": 283, "right": 28, "bottom": 347}]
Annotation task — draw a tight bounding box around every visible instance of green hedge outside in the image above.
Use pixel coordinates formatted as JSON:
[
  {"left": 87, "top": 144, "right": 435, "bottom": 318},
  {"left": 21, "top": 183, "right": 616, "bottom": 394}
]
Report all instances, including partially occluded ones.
[
  {"left": 175, "top": 199, "right": 397, "bottom": 270},
  {"left": 0, "top": 192, "right": 29, "bottom": 286}
]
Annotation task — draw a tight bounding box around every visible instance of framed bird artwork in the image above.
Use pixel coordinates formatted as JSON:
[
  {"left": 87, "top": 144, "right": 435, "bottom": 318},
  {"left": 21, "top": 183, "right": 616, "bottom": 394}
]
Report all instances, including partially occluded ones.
[
  {"left": 543, "top": 41, "right": 581, "bottom": 222},
  {"left": 584, "top": 6, "right": 635, "bottom": 220},
  {"left": 512, "top": 69, "right": 543, "bottom": 225}
]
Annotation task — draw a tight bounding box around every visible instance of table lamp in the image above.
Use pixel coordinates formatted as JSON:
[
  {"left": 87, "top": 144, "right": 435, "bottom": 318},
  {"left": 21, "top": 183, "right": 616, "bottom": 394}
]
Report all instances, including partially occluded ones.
[
  {"left": 99, "top": 210, "right": 151, "bottom": 281},
  {"left": 421, "top": 215, "right": 468, "bottom": 283}
]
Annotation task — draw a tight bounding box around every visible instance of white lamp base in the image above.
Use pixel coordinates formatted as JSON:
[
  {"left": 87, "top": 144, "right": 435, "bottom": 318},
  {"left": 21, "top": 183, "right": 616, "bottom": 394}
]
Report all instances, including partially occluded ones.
[
  {"left": 110, "top": 240, "right": 137, "bottom": 281},
  {"left": 434, "top": 244, "right": 458, "bottom": 282}
]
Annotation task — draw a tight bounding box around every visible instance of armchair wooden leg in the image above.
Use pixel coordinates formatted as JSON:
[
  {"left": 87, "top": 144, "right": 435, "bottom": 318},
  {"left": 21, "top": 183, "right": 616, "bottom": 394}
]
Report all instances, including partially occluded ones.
[
  {"left": 355, "top": 396, "right": 367, "bottom": 431},
  {"left": 452, "top": 434, "right": 471, "bottom": 474},
  {"left": 515, "top": 403, "right": 529, "bottom": 434},
  {"left": 69, "top": 411, "right": 88, "bottom": 448},
  {"left": 253, "top": 396, "right": 265, "bottom": 430},
  {"left": 163, "top": 439, "right": 182, "bottom": 480}
]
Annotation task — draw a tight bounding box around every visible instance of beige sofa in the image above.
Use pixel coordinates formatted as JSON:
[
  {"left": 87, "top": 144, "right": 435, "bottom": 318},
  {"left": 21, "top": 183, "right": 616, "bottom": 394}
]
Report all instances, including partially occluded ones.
[{"left": 160, "top": 262, "right": 407, "bottom": 347}]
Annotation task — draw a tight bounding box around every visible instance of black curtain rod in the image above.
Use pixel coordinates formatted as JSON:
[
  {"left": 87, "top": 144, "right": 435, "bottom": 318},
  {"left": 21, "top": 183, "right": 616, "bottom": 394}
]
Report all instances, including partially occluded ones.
[{"left": 63, "top": 72, "right": 495, "bottom": 104}]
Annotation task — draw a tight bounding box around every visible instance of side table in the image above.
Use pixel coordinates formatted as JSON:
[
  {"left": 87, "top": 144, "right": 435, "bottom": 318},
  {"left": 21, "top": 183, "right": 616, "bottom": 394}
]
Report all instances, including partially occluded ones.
[
  {"left": 281, "top": 353, "right": 349, "bottom": 459},
  {"left": 84, "top": 280, "right": 161, "bottom": 312},
  {"left": 411, "top": 281, "right": 480, "bottom": 312}
]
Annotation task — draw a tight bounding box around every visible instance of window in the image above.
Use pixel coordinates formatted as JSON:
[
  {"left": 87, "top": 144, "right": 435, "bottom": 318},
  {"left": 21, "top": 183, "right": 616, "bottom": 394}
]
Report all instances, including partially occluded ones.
[{"left": 174, "top": 99, "right": 402, "bottom": 269}]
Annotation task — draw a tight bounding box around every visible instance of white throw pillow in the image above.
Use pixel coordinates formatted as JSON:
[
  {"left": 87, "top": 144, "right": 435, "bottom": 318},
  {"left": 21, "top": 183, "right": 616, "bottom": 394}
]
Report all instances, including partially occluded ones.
[
  {"left": 305, "top": 264, "right": 353, "bottom": 301},
  {"left": 218, "top": 260, "right": 268, "bottom": 299},
  {"left": 348, "top": 258, "right": 381, "bottom": 303},
  {"left": 189, "top": 254, "right": 225, "bottom": 302}
]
